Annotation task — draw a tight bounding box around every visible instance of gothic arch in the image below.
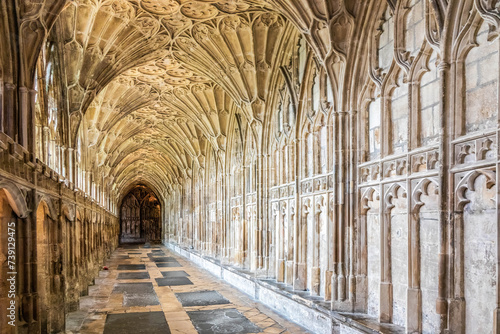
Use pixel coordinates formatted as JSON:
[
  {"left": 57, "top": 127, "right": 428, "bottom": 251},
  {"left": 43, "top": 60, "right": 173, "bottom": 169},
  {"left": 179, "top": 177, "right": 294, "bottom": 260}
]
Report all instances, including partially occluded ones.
[
  {"left": 35, "top": 194, "right": 58, "bottom": 221},
  {"left": 0, "top": 180, "right": 29, "bottom": 218},
  {"left": 61, "top": 203, "right": 75, "bottom": 222},
  {"left": 120, "top": 185, "right": 162, "bottom": 244}
]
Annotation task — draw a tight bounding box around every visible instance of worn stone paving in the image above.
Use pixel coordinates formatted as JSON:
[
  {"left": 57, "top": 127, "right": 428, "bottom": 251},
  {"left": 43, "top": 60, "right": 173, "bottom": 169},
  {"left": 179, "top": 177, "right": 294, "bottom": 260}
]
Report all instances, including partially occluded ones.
[{"left": 65, "top": 245, "right": 309, "bottom": 334}]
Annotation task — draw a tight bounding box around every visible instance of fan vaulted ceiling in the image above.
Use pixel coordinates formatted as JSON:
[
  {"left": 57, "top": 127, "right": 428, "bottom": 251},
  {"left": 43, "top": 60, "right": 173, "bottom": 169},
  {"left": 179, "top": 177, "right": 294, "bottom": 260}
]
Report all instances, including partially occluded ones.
[
  {"left": 35, "top": 0, "right": 358, "bottom": 198},
  {"left": 50, "top": 0, "right": 294, "bottom": 196}
]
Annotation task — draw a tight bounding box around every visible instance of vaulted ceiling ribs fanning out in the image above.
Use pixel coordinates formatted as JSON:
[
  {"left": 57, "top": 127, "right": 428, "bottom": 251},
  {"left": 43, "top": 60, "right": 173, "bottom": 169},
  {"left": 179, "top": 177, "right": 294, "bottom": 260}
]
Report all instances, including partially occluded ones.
[{"left": 50, "top": 0, "right": 298, "bottom": 198}]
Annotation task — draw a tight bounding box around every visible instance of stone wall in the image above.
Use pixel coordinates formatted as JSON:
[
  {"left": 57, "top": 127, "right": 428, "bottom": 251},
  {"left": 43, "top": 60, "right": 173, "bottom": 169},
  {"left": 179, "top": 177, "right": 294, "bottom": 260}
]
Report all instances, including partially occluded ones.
[
  {"left": 163, "top": 1, "right": 500, "bottom": 333},
  {"left": 0, "top": 147, "right": 118, "bottom": 334}
]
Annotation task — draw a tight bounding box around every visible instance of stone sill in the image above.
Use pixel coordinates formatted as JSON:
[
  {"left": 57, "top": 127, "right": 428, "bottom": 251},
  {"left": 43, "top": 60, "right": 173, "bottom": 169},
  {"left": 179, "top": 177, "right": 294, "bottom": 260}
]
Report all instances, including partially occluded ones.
[{"left": 165, "top": 242, "right": 404, "bottom": 334}]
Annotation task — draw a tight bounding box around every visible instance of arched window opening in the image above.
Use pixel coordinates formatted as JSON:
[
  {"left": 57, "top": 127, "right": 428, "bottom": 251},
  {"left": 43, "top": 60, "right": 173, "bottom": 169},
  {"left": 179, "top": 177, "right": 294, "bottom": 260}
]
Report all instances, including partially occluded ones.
[{"left": 40, "top": 42, "right": 63, "bottom": 174}]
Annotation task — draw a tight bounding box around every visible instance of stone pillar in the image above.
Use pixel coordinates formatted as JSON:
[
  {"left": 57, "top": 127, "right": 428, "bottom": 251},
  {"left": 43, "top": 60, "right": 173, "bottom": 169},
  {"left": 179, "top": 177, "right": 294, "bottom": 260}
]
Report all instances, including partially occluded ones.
[
  {"left": 294, "top": 198, "right": 310, "bottom": 291},
  {"left": 67, "top": 148, "right": 74, "bottom": 185},
  {"left": 311, "top": 198, "right": 323, "bottom": 296},
  {"left": 223, "top": 172, "right": 230, "bottom": 263},
  {"left": 60, "top": 146, "right": 66, "bottom": 179},
  {"left": 29, "top": 89, "right": 37, "bottom": 158},
  {"left": 18, "top": 87, "right": 28, "bottom": 147},
  {"left": 337, "top": 111, "right": 347, "bottom": 302},
  {"left": 379, "top": 205, "right": 393, "bottom": 323},
  {"left": 42, "top": 127, "right": 50, "bottom": 164},
  {"left": 436, "top": 61, "right": 450, "bottom": 331},
  {"left": 4, "top": 83, "right": 16, "bottom": 138},
  {"left": 496, "top": 66, "right": 500, "bottom": 334},
  {"left": 407, "top": 209, "right": 422, "bottom": 333},
  {"left": 276, "top": 201, "right": 286, "bottom": 282},
  {"left": 348, "top": 110, "right": 356, "bottom": 305},
  {"left": 256, "top": 154, "right": 269, "bottom": 271}
]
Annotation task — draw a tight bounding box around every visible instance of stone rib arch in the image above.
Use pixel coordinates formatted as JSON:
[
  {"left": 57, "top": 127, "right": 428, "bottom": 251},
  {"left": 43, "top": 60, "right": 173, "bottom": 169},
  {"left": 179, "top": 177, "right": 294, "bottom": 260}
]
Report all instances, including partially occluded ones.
[
  {"left": 35, "top": 195, "right": 58, "bottom": 221},
  {"left": 0, "top": 180, "right": 29, "bottom": 218},
  {"left": 61, "top": 203, "right": 76, "bottom": 222},
  {"left": 455, "top": 169, "right": 496, "bottom": 210}
]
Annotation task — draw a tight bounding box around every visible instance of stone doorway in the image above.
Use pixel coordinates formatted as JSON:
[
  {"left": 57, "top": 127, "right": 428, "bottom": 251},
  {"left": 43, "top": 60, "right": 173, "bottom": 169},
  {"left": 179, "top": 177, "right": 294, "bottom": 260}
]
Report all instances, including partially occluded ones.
[{"left": 120, "top": 185, "right": 161, "bottom": 244}]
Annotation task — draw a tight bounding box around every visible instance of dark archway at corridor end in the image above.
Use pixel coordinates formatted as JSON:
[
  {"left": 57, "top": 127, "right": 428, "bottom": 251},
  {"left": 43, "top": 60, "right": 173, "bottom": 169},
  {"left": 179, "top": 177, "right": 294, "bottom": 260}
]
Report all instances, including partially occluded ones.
[{"left": 120, "top": 185, "right": 161, "bottom": 244}]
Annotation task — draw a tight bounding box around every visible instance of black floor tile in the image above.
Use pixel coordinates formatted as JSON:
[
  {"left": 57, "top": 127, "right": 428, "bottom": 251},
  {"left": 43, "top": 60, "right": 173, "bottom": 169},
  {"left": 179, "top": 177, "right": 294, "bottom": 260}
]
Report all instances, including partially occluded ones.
[
  {"left": 147, "top": 253, "right": 166, "bottom": 258},
  {"left": 121, "top": 245, "right": 140, "bottom": 249},
  {"left": 117, "top": 272, "right": 150, "bottom": 280},
  {"left": 151, "top": 256, "right": 177, "bottom": 262},
  {"left": 155, "top": 277, "right": 193, "bottom": 286},
  {"left": 123, "top": 294, "right": 160, "bottom": 307},
  {"left": 161, "top": 271, "right": 190, "bottom": 278},
  {"left": 112, "top": 282, "right": 159, "bottom": 306},
  {"left": 156, "top": 262, "right": 182, "bottom": 268},
  {"left": 117, "top": 264, "right": 146, "bottom": 270},
  {"left": 187, "top": 308, "right": 260, "bottom": 334},
  {"left": 175, "top": 290, "right": 230, "bottom": 307},
  {"left": 113, "top": 282, "right": 154, "bottom": 294},
  {"left": 103, "top": 312, "right": 170, "bottom": 334}
]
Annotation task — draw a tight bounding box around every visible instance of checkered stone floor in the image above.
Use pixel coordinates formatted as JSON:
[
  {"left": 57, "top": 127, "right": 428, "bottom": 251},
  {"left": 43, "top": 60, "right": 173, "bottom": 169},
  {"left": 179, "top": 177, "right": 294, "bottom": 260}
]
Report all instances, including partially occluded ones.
[{"left": 65, "top": 245, "right": 310, "bottom": 334}]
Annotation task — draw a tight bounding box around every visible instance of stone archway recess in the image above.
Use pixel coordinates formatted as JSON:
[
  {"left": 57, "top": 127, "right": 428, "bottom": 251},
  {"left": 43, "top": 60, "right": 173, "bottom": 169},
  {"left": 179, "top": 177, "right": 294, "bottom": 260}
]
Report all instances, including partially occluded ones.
[{"left": 120, "top": 185, "right": 161, "bottom": 244}]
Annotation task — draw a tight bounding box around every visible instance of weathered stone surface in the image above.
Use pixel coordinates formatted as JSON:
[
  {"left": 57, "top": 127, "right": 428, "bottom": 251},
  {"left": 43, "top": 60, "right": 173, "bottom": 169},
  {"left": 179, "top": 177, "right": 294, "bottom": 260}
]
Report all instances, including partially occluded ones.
[
  {"left": 112, "top": 283, "right": 160, "bottom": 306},
  {"left": 155, "top": 277, "right": 193, "bottom": 286},
  {"left": 187, "top": 308, "right": 261, "bottom": 334},
  {"left": 103, "top": 312, "right": 170, "bottom": 334},
  {"left": 162, "top": 271, "right": 190, "bottom": 278},
  {"left": 117, "top": 272, "right": 150, "bottom": 280},
  {"left": 175, "top": 290, "right": 230, "bottom": 307},
  {"left": 156, "top": 262, "right": 182, "bottom": 268},
  {"left": 117, "top": 264, "right": 146, "bottom": 271}
]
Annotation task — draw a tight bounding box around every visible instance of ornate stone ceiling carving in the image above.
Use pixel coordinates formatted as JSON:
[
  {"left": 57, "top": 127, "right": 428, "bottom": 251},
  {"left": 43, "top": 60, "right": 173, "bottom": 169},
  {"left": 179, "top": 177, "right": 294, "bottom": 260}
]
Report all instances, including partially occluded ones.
[
  {"left": 3, "top": 0, "right": 407, "bottom": 197},
  {"left": 55, "top": 0, "right": 297, "bottom": 196}
]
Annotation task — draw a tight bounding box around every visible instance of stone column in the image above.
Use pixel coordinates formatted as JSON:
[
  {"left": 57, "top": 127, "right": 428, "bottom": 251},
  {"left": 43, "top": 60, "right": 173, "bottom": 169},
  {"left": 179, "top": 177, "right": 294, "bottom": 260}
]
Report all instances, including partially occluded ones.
[
  {"left": 311, "top": 198, "right": 322, "bottom": 296},
  {"left": 67, "top": 148, "right": 74, "bottom": 185},
  {"left": 18, "top": 87, "right": 28, "bottom": 148},
  {"left": 29, "top": 89, "right": 37, "bottom": 158},
  {"left": 496, "top": 59, "right": 500, "bottom": 333},
  {"left": 276, "top": 201, "right": 286, "bottom": 282},
  {"left": 222, "top": 172, "right": 230, "bottom": 263},
  {"left": 256, "top": 154, "right": 265, "bottom": 271},
  {"left": 348, "top": 110, "right": 356, "bottom": 305},
  {"left": 60, "top": 146, "right": 66, "bottom": 179},
  {"left": 407, "top": 206, "right": 422, "bottom": 333},
  {"left": 436, "top": 61, "right": 450, "bottom": 331},
  {"left": 3, "top": 83, "right": 15, "bottom": 138},
  {"left": 294, "top": 198, "right": 310, "bottom": 291},
  {"left": 337, "top": 111, "right": 347, "bottom": 302},
  {"left": 43, "top": 126, "right": 50, "bottom": 164},
  {"left": 379, "top": 200, "right": 393, "bottom": 323}
]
